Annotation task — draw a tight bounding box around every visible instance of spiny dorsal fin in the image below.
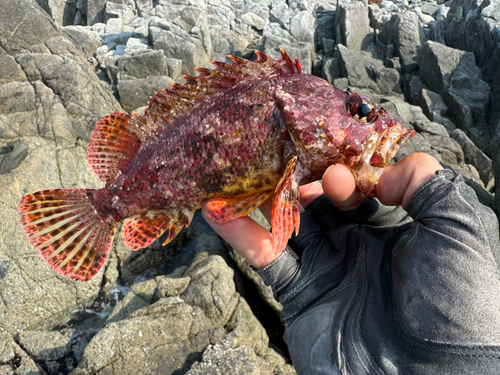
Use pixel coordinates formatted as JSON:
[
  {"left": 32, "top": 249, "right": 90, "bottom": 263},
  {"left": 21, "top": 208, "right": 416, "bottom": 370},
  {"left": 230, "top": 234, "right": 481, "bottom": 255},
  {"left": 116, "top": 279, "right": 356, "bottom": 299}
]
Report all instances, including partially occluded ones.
[
  {"left": 143, "top": 49, "right": 302, "bottom": 126},
  {"left": 87, "top": 112, "right": 142, "bottom": 184},
  {"left": 88, "top": 50, "right": 302, "bottom": 184}
]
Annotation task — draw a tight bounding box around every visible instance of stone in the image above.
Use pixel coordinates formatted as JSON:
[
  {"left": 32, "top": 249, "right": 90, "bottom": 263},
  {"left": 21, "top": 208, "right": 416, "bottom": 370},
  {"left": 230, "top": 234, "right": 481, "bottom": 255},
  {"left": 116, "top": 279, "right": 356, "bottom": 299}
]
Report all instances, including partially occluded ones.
[
  {"left": 336, "top": 44, "right": 401, "bottom": 94},
  {"left": 322, "top": 57, "right": 340, "bottom": 83},
  {"left": 450, "top": 128, "right": 494, "bottom": 187},
  {"left": 290, "top": 11, "right": 315, "bottom": 44},
  {"left": 87, "top": 0, "right": 107, "bottom": 25},
  {"left": 418, "top": 41, "right": 491, "bottom": 152},
  {"left": 380, "top": 11, "right": 426, "bottom": 74},
  {"left": 446, "top": 0, "right": 500, "bottom": 68},
  {"left": 0, "top": 333, "right": 43, "bottom": 374},
  {"left": 62, "top": 26, "right": 100, "bottom": 59},
  {"left": 421, "top": 2, "right": 441, "bottom": 15},
  {"left": 149, "top": 3, "right": 213, "bottom": 75},
  {"left": 116, "top": 49, "right": 167, "bottom": 80},
  {"left": 69, "top": 254, "right": 289, "bottom": 375},
  {"left": 241, "top": 12, "right": 266, "bottom": 30},
  {"left": 269, "top": 0, "right": 291, "bottom": 29},
  {"left": 335, "top": 0, "right": 372, "bottom": 50},
  {"left": 419, "top": 88, "right": 448, "bottom": 124},
  {"left": 166, "top": 57, "right": 183, "bottom": 81},
  {"left": 35, "top": 0, "right": 75, "bottom": 26},
  {"left": 117, "top": 75, "right": 174, "bottom": 113},
  {"left": 0, "top": 0, "right": 122, "bottom": 334}
]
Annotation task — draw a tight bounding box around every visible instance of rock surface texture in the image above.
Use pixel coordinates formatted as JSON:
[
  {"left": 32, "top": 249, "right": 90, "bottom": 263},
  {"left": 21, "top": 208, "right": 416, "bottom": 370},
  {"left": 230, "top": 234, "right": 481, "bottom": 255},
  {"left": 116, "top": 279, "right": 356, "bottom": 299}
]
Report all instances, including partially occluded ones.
[{"left": 0, "top": 0, "right": 498, "bottom": 373}]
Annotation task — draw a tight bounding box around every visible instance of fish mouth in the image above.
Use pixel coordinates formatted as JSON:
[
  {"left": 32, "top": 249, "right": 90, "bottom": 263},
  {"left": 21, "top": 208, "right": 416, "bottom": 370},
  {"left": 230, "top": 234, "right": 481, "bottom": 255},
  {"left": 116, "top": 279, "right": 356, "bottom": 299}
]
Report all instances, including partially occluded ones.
[{"left": 351, "top": 123, "right": 416, "bottom": 197}]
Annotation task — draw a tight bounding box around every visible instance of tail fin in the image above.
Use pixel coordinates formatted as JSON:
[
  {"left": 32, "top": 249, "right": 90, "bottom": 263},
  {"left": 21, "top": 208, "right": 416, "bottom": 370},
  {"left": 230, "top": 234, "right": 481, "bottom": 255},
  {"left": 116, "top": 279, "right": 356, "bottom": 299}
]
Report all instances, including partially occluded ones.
[{"left": 18, "top": 189, "right": 117, "bottom": 281}]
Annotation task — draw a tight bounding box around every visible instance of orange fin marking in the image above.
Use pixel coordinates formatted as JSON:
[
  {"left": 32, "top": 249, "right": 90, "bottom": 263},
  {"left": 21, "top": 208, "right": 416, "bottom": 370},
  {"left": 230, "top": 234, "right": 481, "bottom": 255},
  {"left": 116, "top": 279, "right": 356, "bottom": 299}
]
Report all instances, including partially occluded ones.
[
  {"left": 205, "top": 190, "right": 274, "bottom": 224},
  {"left": 87, "top": 112, "right": 142, "bottom": 184},
  {"left": 271, "top": 156, "right": 300, "bottom": 256},
  {"left": 123, "top": 210, "right": 195, "bottom": 250},
  {"left": 18, "top": 189, "right": 117, "bottom": 281}
]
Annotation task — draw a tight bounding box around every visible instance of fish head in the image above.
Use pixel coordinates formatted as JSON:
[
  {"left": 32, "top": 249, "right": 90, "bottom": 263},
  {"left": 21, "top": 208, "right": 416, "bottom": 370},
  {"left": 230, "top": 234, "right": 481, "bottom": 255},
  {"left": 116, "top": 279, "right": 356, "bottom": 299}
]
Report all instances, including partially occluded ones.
[
  {"left": 330, "top": 91, "right": 416, "bottom": 195},
  {"left": 277, "top": 78, "right": 415, "bottom": 196}
]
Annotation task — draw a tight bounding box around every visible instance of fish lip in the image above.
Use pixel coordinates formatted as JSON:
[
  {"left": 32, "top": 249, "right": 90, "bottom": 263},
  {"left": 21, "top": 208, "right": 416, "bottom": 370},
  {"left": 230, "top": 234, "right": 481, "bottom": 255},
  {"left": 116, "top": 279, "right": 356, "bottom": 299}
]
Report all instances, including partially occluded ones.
[{"left": 350, "top": 122, "right": 416, "bottom": 197}]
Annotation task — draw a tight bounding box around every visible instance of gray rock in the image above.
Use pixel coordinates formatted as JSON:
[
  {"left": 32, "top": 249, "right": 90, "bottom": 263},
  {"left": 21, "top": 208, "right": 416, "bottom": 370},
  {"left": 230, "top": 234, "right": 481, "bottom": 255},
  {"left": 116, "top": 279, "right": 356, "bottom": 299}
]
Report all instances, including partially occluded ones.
[
  {"left": 149, "top": 3, "right": 213, "bottom": 75},
  {"left": 0, "top": 333, "right": 43, "bottom": 374},
  {"left": 166, "top": 57, "right": 183, "bottom": 81},
  {"left": 62, "top": 26, "right": 101, "bottom": 59},
  {"left": 70, "top": 254, "right": 291, "bottom": 375},
  {"left": 446, "top": 0, "right": 500, "bottom": 68},
  {"left": 15, "top": 330, "right": 81, "bottom": 373},
  {"left": 418, "top": 41, "right": 491, "bottom": 152},
  {"left": 493, "top": 120, "right": 500, "bottom": 211},
  {"left": 321, "top": 57, "right": 340, "bottom": 83},
  {"left": 380, "top": 11, "right": 426, "bottom": 73},
  {"left": 263, "top": 23, "right": 314, "bottom": 74},
  {"left": 450, "top": 128, "right": 494, "bottom": 188},
  {"left": 419, "top": 88, "right": 448, "bottom": 124},
  {"left": 241, "top": 12, "right": 267, "bottom": 30},
  {"left": 336, "top": 44, "right": 401, "bottom": 94},
  {"left": 270, "top": 0, "right": 292, "bottom": 29},
  {"left": 35, "top": 0, "right": 75, "bottom": 26},
  {"left": 0, "top": 0, "right": 122, "bottom": 334},
  {"left": 335, "top": 0, "right": 372, "bottom": 51},
  {"left": 117, "top": 49, "right": 167, "bottom": 80},
  {"left": 117, "top": 75, "right": 174, "bottom": 113}
]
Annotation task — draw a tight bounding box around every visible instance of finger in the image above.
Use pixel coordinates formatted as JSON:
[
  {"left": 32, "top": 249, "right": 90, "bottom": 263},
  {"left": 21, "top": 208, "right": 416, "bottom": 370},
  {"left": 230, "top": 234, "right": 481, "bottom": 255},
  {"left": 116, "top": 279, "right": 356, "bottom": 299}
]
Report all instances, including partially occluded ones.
[
  {"left": 202, "top": 205, "right": 275, "bottom": 268},
  {"left": 376, "top": 153, "right": 443, "bottom": 209},
  {"left": 298, "top": 181, "right": 324, "bottom": 208},
  {"left": 322, "top": 164, "right": 366, "bottom": 211}
]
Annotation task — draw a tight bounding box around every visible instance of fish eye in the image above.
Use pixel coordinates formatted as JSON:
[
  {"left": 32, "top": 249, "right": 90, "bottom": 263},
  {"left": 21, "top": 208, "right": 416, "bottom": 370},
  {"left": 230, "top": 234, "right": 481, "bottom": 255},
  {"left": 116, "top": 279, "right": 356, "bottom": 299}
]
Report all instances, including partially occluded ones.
[{"left": 346, "top": 93, "right": 377, "bottom": 123}]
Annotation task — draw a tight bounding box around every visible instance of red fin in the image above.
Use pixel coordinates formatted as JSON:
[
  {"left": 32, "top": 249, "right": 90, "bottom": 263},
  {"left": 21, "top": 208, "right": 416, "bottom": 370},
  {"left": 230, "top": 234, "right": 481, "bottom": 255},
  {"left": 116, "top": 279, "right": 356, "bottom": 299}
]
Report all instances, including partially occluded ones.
[
  {"left": 87, "top": 112, "right": 142, "bottom": 184},
  {"left": 205, "top": 190, "right": 274, "bottom": 224},
  {"left": 123, "top": 210, "right": 194, "bottom": 250},
  {"left": 271, "top": 156, "right": 300, "bottom": 256},
  {"left": 143, "top": 49, "right": 302, "bottom": 126},
  {"left": 18, "top": 189, "right": 117, "bottom": 281}
]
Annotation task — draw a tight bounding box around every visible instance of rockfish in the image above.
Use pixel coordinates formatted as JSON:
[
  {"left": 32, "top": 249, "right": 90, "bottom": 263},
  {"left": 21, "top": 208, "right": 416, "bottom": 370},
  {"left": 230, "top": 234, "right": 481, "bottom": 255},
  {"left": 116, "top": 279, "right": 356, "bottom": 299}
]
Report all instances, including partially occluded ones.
[{"left": 18, "top": 49, "right": 415, "bottom": 281}]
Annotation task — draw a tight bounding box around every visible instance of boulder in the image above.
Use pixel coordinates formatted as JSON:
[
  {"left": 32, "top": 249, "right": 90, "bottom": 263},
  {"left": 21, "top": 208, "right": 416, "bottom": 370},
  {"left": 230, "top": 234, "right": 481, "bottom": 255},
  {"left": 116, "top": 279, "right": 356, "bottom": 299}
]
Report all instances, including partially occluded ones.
[
  {"left": 70, "top": 254, "right": 291, "bottom": 375},
  {"left": 0, "top": 0, "right": 122, "bottom": 334},
  {"left": 379, "top": 11, "right": 426, "bottom": 73},
  {"left": 335, "top": 0, "right": 372, "bottom": 51},
  {"left": 117, "top": 75, "right": 174, "bottom": 113},
  {"left": 418, "top": 41, "right": 491, "bottom": 152},
  {"left": 336, "top": 44, "right": 401, "bottom": 94},
  {"left": 149, "top": 1, "right": 213, "bottom": 75},
  {"left": 450, "top": 128, "right": 494, "bottom": 188},
  {"left": 446, "top": 0, "right": 500, "bottom": 68}
]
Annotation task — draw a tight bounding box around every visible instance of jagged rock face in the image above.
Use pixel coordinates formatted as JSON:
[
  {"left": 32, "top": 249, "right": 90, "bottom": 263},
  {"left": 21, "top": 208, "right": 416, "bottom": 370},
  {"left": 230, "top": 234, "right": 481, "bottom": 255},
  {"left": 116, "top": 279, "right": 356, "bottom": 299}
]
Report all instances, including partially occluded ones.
[
  {"left": 1, "top": 0, "right": 499, "bottom": 373},
  {"left": 0, "top": 0, "right": 122, "bottom": 336}
]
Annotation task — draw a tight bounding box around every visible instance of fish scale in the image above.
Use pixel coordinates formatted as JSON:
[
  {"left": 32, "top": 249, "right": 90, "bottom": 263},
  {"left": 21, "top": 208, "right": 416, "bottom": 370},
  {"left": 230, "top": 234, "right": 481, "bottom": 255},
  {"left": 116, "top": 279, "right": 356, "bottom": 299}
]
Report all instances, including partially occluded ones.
[{"left": 18, "top": 49, "right": 415, "bottom": 281}]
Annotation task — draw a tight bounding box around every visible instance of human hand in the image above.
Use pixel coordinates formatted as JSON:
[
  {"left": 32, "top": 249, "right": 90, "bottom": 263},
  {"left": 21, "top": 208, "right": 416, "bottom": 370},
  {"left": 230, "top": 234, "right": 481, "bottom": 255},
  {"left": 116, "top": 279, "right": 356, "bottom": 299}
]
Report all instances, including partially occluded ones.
[
  {"left": 202, "top": 152, "right": 443, "bottom": 268},
  {"left": 203, "top": 153, "right": 500, "bottom": 374}
]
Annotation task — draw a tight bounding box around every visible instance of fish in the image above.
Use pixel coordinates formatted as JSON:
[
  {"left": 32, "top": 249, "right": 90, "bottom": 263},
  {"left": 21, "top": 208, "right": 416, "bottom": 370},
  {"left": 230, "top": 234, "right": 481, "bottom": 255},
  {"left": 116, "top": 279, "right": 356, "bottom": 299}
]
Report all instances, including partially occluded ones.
[{"left": 18, "top": 49, "right": 415, "bottom": 281}]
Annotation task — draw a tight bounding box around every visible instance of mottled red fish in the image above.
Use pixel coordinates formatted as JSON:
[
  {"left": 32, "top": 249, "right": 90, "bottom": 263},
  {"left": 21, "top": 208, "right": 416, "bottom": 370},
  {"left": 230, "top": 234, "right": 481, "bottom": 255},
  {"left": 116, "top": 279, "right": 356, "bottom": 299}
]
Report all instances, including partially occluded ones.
[{"left": 18, "top": 49, "right": 415, "bottom": 281}]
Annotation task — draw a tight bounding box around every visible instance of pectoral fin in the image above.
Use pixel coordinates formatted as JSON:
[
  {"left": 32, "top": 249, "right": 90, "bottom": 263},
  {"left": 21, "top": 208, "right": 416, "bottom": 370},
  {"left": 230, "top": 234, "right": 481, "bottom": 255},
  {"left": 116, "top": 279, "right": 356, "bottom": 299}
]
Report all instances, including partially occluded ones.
[
  {"left": 271, "top": 156, "right": 300, "bottom": 256},
  {"left": 205, "top": 190, "right": 274, "bottom": 223}
]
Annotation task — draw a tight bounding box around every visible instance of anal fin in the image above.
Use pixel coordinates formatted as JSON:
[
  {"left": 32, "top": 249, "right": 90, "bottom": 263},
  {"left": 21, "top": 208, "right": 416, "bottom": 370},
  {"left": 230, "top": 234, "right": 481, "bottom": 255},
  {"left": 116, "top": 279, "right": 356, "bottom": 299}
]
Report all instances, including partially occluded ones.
[
  {"left": 205, "top": 190, "right": 274, "bottom": 224},
  {"left": 123, "top": 210, "right": 194, "bottom": 250},
  {"left": 271, "top": 156, "right": 300, "bottom": 257}
]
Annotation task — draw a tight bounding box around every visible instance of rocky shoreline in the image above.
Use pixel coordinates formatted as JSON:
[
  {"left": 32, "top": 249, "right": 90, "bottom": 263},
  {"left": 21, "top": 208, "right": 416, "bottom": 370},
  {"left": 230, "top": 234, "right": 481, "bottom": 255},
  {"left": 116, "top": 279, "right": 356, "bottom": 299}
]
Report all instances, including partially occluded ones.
[{"left": 0, "top": 0, "right": 498, "bottom": 373}]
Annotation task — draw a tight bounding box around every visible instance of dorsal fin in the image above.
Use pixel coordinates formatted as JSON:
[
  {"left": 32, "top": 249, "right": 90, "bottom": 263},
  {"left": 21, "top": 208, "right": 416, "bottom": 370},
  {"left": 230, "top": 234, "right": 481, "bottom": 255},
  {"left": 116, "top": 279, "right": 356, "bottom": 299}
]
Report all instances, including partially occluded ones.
[
  {"left": 88, "top": 49, "right": 302, "bottom": 184},
  {"left": 143, "top": 49, "right": 302, "bottom": 127},
  {"left": 87, "top": 112, "right": 142, "bottom": 184}
]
